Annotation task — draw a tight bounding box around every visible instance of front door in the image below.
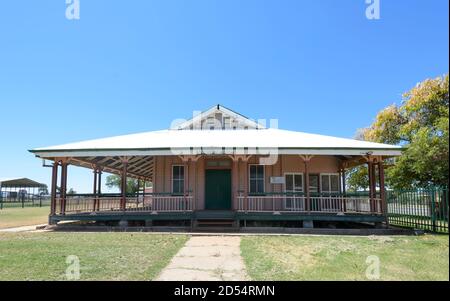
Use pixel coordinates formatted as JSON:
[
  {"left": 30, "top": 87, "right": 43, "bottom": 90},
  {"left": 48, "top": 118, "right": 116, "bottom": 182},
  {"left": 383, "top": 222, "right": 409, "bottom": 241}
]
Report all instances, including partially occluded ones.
[{"left": 205, "top": 169, "right": 232, "bottom": 210}]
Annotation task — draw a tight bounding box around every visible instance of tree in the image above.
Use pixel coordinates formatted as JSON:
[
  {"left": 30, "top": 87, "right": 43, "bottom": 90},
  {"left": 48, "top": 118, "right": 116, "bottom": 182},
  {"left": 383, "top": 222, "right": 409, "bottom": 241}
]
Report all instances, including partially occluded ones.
[
  {"left": 346, "top": 165, "right": 369, "bottom": 192},
  {"left": 350, "top": 74, "right": 449, "bottom": 189},
  {"left": 67, "top": 188, "right": 77, "bottom": 194},
  {"left": 345, "top": 127, "right": 370, "bottom": 191},
  {"left": 38, "top": 185, "right": 49, "bottom": 195},
  {"left": 105, "top": 175, "right": 147, "bottom": 194}
]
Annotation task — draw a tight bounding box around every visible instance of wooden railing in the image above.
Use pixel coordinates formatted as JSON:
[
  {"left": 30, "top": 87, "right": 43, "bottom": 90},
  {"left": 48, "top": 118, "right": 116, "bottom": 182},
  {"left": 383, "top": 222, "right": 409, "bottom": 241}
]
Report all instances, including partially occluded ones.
[
  {"left": 237, "top": 194, "right": 383, "bottom": 214},
  {"left": 55, "top": 194, "right": 193, "bottom": 214}
]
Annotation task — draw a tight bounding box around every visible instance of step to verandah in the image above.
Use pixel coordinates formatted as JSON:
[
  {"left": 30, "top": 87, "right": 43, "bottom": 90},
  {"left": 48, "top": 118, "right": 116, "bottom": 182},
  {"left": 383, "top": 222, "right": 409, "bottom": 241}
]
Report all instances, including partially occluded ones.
[
  {"left": 194, "top": 210, "right": 237, "bottom": 220},
  {"left": 194, "top": 219, "right": 238, "bottom": 230}
]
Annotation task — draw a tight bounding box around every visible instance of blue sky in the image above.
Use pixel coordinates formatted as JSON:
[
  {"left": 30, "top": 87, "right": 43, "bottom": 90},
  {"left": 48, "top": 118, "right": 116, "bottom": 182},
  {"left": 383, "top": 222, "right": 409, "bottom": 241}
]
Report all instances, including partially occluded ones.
[{"left": 0, "top": 0, "right": 448, "bottom": 193}]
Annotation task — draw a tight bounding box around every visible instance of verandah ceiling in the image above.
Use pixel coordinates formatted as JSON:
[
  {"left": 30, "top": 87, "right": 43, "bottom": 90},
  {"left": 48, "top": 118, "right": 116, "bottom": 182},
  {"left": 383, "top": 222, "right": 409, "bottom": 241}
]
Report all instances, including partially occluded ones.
[
  {"left": 53, "top": 154, "right": 372, "bottom": 182},
  {"left": 66, "top": 156, "right": 154, "bottom": 181}
]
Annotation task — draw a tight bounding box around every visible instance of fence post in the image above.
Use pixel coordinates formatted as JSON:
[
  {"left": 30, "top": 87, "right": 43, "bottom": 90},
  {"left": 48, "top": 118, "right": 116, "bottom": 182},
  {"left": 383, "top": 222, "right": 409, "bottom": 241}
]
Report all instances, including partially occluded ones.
[
  {"left": 445, "top": 188, "right": 449, "bottom": 233},
  {"left": 430, "top": 187, "right": 437, "bottom": 233},
  {"left": 385, "top": 190, "right": 390, "bottom": 227}
]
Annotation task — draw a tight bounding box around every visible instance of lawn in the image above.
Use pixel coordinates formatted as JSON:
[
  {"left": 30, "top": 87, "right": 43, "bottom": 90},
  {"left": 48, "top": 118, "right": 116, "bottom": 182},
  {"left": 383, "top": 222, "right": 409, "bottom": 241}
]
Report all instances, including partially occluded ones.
[
  {"left": 0, "top": 207, "right": 50, "bottom": 229},
  {"left": 0, "top": 232, "right": 188, "bottom": 280},
  {"left": 241, "top": 234, "right": 449, "bottom": 281}
]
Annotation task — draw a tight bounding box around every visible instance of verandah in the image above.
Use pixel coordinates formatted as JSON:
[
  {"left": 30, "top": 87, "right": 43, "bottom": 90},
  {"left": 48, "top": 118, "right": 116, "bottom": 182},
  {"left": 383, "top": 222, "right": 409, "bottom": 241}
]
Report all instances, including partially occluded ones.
[{"left": 47, "top": 154, "right": 387, "bottom": 218}]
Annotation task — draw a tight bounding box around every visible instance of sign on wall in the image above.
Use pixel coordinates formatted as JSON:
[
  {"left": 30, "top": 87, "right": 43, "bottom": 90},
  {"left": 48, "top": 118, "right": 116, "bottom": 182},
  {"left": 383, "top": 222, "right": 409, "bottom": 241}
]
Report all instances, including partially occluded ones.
[{"left": 270, "top": 177, "right": 285, "bottom": 184}]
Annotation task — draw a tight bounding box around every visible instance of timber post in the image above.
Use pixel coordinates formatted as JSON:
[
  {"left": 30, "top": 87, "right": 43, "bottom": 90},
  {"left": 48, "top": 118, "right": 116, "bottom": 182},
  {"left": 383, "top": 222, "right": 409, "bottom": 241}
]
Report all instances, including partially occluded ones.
[
  {"left": 97, "top": 167, "right": 102, "bottom": 211},
  {"left": 120, "top": 158, "right": 129, "bottom": 211},
  {"left": 340, "top": 168, "right": 347, "bottom": 212},
  {"left": 179, "top": 155, "right": 201, "bottom": 211},
  {"left": 300, "top": 155, "right": 314, "bottom": 212},
  {"left": 367, "top": 158, "right": 375, "bottom": 214},
  {"left": 50, "top": 161, "right": 59, "bottom": 216},
  {"left": 93, "top": 169, "right": 98, "bottom": 211},
  {"left": 60, "top": 160, "right": 68, "bottom": 215},
  {"left": 378, "top": 160, "right": 388, "bottom": 225},
  {"left": 228, "top": 154, "right": 241, "bottom": 211}
]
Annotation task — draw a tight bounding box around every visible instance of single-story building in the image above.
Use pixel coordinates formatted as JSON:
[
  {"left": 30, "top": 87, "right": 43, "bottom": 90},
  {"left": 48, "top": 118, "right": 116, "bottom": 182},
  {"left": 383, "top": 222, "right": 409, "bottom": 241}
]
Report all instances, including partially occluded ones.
[{"left": 29, "top": 105, "right": 402, "bottom": 228}]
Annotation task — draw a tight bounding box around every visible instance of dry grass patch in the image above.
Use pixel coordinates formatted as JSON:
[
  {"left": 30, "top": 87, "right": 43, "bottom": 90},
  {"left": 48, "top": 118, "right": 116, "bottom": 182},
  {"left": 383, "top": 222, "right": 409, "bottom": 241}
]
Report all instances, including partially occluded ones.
[{"left": 0, "top": 207, "right": 49, "bottom": 229}]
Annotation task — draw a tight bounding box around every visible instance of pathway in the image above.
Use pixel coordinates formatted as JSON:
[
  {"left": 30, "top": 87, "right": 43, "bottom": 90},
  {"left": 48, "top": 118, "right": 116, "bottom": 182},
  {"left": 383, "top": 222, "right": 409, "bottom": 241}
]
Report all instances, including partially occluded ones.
[
  {"left": 155, "top": 236, "right": 249, "bottom": 281},
  {"left": 0, "top": 224, "right": 47, "bottom": 233}
]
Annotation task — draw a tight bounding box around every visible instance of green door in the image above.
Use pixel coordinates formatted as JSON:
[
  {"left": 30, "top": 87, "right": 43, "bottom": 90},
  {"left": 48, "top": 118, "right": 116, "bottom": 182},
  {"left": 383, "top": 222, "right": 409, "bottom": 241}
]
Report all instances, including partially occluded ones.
[{"left": 205, "top": 170, "right": 232, "bottom": 210}]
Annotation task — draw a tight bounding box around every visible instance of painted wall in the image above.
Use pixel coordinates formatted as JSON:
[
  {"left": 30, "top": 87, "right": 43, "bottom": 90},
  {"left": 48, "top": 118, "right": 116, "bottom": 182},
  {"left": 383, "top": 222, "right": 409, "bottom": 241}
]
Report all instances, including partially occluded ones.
[{"left": 153, "top": 155, "right": 341, "bottom": 210}]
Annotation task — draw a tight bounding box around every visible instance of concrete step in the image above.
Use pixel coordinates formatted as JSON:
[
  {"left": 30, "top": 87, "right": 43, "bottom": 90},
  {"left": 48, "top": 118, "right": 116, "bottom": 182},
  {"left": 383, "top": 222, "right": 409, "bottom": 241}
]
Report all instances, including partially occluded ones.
[
  {"left": 194, "top": 219, "right": 239, "bottom": 230},
  {"left": 192, "top": 227, "right": 240, "bottom": 233}
]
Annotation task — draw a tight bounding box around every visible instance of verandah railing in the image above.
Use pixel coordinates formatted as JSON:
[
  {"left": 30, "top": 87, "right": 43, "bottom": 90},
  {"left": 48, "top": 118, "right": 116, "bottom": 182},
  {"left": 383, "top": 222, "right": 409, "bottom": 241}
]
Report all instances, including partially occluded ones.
[
  {"left": 237, "top": 193, "right": 383, "bottom": 214},
  {"left": 55, "top": 193, "right": 193, "bottom": 214},
  {"left": 387, "top": 187, "right": 448, "bottom": 233}
]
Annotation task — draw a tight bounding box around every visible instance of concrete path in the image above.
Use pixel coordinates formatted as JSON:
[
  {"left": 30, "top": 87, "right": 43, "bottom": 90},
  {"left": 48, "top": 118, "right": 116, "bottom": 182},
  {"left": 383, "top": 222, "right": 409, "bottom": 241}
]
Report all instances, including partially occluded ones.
[
  {"left": 0, "top": 224, "right": 47, "bottom": 233},
  {"left": 155, "top": 236, "right": 249, "bottom": 281}
]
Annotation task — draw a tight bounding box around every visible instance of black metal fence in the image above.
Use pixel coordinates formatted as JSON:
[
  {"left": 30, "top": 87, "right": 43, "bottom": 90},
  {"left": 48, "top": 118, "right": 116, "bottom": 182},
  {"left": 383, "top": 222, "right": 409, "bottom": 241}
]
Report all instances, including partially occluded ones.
[
  {"left": 387, "top": 187, "right": 448, "bottom": 234},
  {"left": 0, "top": 194, "right": 51, "bottom": 209}
]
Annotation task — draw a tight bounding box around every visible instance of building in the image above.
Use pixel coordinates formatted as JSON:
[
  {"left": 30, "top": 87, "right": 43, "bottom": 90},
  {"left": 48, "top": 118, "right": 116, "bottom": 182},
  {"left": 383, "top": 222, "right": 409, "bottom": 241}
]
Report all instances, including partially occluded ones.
[
  {"left": 0, "top": 178, "right": 47, "bottom": 208},
  {"left": 29, "top": 105, "right": 402, "bottom": 228}
]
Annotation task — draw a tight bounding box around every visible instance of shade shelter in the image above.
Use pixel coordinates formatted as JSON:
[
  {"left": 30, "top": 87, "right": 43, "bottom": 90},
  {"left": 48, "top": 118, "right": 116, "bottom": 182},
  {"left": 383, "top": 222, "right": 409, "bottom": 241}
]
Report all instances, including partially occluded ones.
[{"left": 0, "top": 178, "right": 47, "bottom": 208}]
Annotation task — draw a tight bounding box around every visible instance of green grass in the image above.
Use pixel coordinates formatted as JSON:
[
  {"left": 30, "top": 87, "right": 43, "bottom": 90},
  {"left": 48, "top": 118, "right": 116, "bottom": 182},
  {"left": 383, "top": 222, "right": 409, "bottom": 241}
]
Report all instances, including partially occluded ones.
[
  {"left": 0, "top": 207, "right": 50, "bottom": 229},
  {"left": 0, "top": 232, "right": 188, "bottom": 280},
  {"left": 241, "top": 234, "right": 449, "bottom": 281}
]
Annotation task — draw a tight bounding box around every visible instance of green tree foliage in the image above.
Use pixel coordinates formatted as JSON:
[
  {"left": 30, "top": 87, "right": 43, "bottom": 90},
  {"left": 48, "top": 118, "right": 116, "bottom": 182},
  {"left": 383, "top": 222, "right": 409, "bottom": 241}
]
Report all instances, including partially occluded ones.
[
  {"left": 67, "top": 188, "right": 77, "bottom": 194},
  {"left": 105, "top": 175, "right": 147, "bottom": 194},
  {"left": 38, "top": 185, "right": 48, "bottom": 195},
  {"left": 348, "top": 74, "right": 449, "bottom": 189},
  {"left": 346, "top": 165, "right": 369, "bottom": 192}
]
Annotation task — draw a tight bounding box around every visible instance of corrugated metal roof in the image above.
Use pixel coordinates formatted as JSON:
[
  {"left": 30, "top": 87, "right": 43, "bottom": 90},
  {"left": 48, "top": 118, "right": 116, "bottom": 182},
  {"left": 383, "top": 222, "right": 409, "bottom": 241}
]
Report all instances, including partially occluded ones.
[
  {"left": 30, "top": 128, "right": 403, "bottom": 157},
  {"left": 0, "top": 178, "right": 46, "bottom": 188}
]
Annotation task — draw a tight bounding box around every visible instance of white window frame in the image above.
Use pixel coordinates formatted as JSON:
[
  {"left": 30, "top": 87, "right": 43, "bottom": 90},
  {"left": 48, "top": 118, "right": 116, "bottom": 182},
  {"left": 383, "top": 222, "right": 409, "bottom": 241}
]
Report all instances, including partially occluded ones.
[
  {"left": 320, "top": 173, "right": 340, "bottom": 194},
  {"left": 284, "top": 173, "right": 304, "bottom": 210},
  {"left": 223, "top": 117, "right": 231, "bottom": 129},
  {"left": 249, "top": 164, "right": 265, "bottom": 194},
  {"left": 284, "top": 173, "right": 304, "bottom": 193},
  {"left": 172, "top": 165, "right": 185, "bottom": 195},
  {"left": 308, "top": 174, "right": 320, "bottom": 193}
]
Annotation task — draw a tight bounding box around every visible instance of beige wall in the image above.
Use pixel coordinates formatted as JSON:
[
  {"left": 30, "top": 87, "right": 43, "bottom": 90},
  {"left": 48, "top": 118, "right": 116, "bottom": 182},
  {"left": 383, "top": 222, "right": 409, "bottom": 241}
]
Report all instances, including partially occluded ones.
[{"left": 153, "top": 155, "right": 342, "bottom": 210}]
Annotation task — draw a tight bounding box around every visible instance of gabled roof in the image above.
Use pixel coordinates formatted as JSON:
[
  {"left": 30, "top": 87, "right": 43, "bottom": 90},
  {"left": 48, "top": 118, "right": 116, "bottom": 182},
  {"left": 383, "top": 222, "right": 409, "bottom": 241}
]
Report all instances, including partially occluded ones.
[
  {"left": 30, "top": 128, "right": 403, "bottom": 157},
  {"left": 175, "top": 104, "right": 264, "bottom": 130}
]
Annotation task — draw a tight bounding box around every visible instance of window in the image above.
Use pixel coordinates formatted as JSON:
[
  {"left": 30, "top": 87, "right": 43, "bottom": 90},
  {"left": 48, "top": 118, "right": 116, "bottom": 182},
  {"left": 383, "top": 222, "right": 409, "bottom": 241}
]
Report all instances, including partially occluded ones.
[
  {"left": 284, "top": 173, "right": 304, "bottom": 210},
  {"left": 223, "top": 117, "right": 231, "bottom": 129},
  {"left": 249, "top": 165, "right": 265, "bottom": 194},
  {"left": 285, "top": 173, "right": 304, "bottom": 193},
  {"left": 309, "top": 174, "right": 319, "bottom": 193},
  {"left": 320, "top": 174, "right": 340, "bottom": 194},
  {"left": 207, "top": 117, "right": 215, "bottom": 130},
  {"left": 172, "top": 165, "right": 185, "bottom": 194}
]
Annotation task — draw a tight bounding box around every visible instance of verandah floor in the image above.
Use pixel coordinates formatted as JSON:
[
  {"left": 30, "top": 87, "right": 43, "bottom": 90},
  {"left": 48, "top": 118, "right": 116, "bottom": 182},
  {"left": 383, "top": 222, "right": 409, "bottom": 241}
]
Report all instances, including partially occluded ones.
[{"left": 49, "top": 210, "right": 385, "bottom": 224}]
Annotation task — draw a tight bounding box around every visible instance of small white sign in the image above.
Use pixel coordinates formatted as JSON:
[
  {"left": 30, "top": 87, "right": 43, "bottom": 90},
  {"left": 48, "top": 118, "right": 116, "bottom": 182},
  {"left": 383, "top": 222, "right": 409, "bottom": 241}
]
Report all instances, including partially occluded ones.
[{"left": 270, "top": 177, "right": 285, "bottom": 184}]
